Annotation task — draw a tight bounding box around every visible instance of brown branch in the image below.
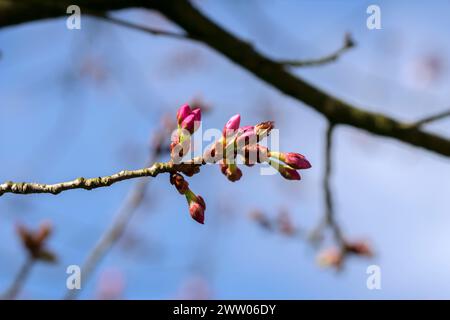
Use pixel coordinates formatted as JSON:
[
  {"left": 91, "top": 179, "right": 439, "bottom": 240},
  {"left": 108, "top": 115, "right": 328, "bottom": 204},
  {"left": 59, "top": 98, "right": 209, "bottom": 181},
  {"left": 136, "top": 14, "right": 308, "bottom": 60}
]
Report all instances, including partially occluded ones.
[
  {"left": 0, "top": 159, "right": 203, "bottom": 197},
  {"left": 280, "top": 33, "right": 355, "bottom": 67},
  {"left": 322, "top": 123, "right": 345, "bottom": 247},
  {"left": 1, "top": 1, "right": 450, "bottom": 158},
  {"left": 149, "top": 1, "right": 450, "bottom": 158}
]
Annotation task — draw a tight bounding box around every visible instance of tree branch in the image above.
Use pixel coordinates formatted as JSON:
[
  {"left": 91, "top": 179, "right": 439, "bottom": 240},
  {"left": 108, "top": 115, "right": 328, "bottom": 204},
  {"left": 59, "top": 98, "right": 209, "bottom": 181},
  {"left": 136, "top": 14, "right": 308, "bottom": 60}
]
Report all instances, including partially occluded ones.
[
  {"left": 1, "top": 0, "right": 450, "bottom": 158},
  {"left": 323, "top": 123, "right": 345, "bottom": 247},
  {"left": 280, "top": 33, "right": 355, "bottom": 67},
  {"left": 0, "top": 159, "right": 202, "bottom": 197}
]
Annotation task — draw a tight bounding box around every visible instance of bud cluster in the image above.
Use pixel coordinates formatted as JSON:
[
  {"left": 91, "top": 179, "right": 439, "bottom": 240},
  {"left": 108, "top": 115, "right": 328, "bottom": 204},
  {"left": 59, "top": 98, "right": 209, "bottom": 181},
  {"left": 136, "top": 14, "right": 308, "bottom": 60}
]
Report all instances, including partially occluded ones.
[{"left": 169, "top": 104, "right": 312, "bottom": 225}]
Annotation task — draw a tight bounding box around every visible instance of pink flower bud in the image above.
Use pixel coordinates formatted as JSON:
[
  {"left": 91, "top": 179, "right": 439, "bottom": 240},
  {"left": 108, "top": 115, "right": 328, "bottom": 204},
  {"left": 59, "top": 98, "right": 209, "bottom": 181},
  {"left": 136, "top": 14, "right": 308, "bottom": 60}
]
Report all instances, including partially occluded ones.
[
  {"left": 189, "top": 195, "right": 206, "bottom": 224},
  {"left": 345, "top": 241, "right": 373, "bottom": 257},
  {"left": 223, "top": 114, "right": 241, "bottom": 136},
  {"left": 189, "top": 202, "right": 205, "bottom": 224},
  {"left": 191, "top": 108, "right": 201, "bottom": 123},
  {"left": 180, "top": 113, "right": 196, "bottom": 134},
  {"left": 278, "top": 164, "right": 301, "bottom": 181},
  {"left": 177, "top": 104, "right": 192, "bottom": 125},
  {"left": 283, "top": 153, "right": 311, "bottom": 170}
]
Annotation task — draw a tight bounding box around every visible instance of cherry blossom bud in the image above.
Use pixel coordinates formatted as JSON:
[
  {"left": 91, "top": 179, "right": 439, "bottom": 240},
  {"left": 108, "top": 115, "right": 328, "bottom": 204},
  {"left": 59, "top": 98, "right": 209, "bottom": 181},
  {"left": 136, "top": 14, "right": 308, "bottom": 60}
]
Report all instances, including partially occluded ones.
[
  {"left": 191, "top": 108, "right": 201, "bottom": 123},
  {"left": 223, "top": 114, "right": 241, "bottom": 136},
  {"left": 180, "top": 113, "right": 196, "bottom": 134},
  {"left": 271, "top": 151, "right": 311, "bottom": 170},
  {"left": 186, "top": 190, "right": 206, "bottom": 224},
  {"left": 170, "top": 173, "right": 189, "bottom": 195},
  {"left": 255, "top": 121, "right": 274, "bottom": 140},
  {"left": 284, "top": 153, "right": 311, "bottom": 169},
  {"left": 278, "top": 165, "right": 301, "bottom": 180},
  {"left": 270, "top": 161, "right": 301, "bottom": 180},
  {"left": 177, "top": 104, "right": 192, "bottom": 125}
]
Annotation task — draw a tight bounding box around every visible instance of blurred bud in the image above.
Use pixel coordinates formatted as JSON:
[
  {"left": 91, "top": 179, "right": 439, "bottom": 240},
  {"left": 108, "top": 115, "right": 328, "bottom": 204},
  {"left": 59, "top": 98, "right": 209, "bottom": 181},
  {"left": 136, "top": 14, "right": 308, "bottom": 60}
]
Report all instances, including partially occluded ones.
[
  {"left": 317, "top": 248, "right": 343, "bottom": 268},
  {"left": 249, "top": 210, "right": 272, "bottom": 230},
  {"left": 16, "top": 222, "right": 56, "bottom": 263},
  {"left": 345, "top": 241, "right": 373, "bottom": 257},
  {"left": 277, "top": 211, "right": 296, "bottom": 236}
]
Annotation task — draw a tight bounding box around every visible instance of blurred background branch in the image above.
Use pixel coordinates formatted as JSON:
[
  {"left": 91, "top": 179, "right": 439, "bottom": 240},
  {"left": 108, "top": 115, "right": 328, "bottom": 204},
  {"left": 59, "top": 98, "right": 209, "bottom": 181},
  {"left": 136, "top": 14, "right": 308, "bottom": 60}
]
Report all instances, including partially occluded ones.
[{"left": 280, "top": 33, "right": 355, "bottom": 67}]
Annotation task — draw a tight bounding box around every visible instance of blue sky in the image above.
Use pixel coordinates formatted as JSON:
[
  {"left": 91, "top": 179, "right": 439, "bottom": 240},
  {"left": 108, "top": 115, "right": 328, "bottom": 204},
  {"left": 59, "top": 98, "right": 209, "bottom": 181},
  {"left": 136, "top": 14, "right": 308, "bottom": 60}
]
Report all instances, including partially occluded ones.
[{"left": 1, "top": 0, "right": 450, "bottom": 299}]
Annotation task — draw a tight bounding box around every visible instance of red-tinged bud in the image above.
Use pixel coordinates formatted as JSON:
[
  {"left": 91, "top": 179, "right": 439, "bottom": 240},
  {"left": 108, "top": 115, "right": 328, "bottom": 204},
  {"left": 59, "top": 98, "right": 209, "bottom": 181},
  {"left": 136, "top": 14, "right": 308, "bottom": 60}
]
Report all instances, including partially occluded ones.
[
  {"left": 272, "top": 152, "right": 311, "bottom": 170},
  {"left": 186, "top": 190, "right": 206, "bottom": 224},
  {"left": 284, "top": 153, "right": 311, "bottom": 169},
  {"left": 279, "top": 165, "right": 301, "bottom": 180},
  {"left": 223, "top": 114, "right": 241, "bottom": 136},
  {"left": 191, "top": 108, "right": 201, "bottom": 123},
  {"left": 317, "top": 248, "right": 343, "bottom": 268},
  {"left": 170, "top": 173, "right": 189, "bottom": 195},
  {"left": 270, "top": 161, "right": 301, "bottom": 180},
  {"left": 180, "top": 113, "right": 196, "bottom": 134},
  {"left": 220, "top": 162, "right": 228, "bottom": 175},
  {"left": 189, "top": 202, "right": 205, "bottom": 224},
  {"left": 177, "top": 104, "right": 192, "bottom": 125},
  {"left": 345, "top": 241, "right": 373, "bottom": 257},
  {"left": 255, "top": 121, "right": 274, "bottom": 140}
]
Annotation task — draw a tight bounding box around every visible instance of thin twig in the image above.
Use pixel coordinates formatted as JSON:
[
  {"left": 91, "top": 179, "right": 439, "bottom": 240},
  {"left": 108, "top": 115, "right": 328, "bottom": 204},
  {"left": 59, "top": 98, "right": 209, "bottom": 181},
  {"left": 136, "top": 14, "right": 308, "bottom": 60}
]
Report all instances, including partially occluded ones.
[
  {"left": 2, "top": 256, "right": 35, "bottom": 300},
  {"left": 323, "top": 123, "right": 345, "bottom": 247},
  {"left": 94, "top": 13, "right": 192, "bottom": 41},
  {"left": 280, "top": 33, "right": 355, "bottom": 67},
  {"left": 0, "top": 159, "right": 203, "bottom": 197},
  {"left": 409, "top": 109, "right": 450, "bottom": 128}
]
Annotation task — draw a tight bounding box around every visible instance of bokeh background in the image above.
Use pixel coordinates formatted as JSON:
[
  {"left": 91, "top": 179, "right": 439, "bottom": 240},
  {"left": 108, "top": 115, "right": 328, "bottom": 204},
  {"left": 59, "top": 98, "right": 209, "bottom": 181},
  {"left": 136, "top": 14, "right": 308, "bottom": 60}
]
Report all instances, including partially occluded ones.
[{"left": 1, "top": 0, "right": 450, "bottom": 299}]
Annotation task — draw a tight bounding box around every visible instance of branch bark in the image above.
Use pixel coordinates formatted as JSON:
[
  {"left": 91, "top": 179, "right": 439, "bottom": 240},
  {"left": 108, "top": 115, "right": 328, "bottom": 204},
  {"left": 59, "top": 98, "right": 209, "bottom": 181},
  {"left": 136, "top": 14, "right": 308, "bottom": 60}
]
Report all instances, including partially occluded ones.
[{"left": 0, "top": 159, "right": 202, "bottom": 196}]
